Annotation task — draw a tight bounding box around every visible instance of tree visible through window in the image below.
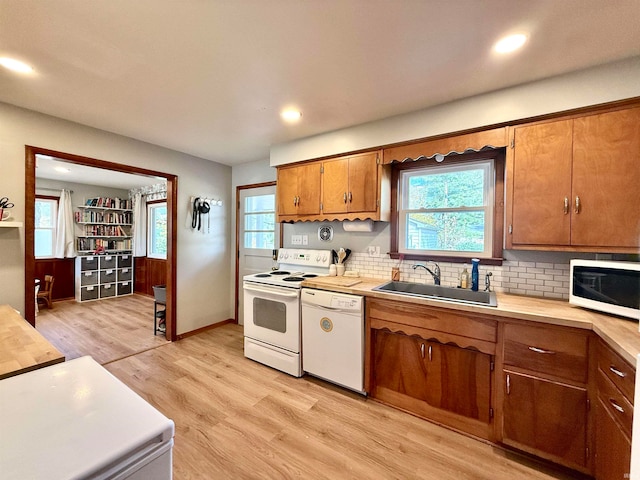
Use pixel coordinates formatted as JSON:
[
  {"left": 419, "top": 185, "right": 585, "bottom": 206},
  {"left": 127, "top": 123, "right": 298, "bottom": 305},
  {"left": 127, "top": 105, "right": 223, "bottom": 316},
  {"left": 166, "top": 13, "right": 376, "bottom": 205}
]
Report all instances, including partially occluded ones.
[
  {"left": 148, "top": 202, "right": 167, "bottom": 259},
  {"left": 399, "top": 159, "right": 494, "bottom": 257},
  {"left": 35, "top": 197, "right": 58, "bottom": 258}
]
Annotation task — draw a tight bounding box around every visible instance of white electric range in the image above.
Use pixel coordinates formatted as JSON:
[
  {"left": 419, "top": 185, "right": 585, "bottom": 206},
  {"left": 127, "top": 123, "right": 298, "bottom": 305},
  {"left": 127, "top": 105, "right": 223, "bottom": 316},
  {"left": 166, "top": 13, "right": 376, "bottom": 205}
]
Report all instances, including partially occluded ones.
[{"left": 243, "top": 248, "right": 332, "bottom": 377}]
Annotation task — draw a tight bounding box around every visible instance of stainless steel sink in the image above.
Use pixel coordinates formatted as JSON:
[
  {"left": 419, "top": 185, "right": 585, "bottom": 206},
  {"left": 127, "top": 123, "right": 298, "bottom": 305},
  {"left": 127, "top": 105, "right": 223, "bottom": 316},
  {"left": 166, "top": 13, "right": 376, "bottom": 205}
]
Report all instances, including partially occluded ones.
[{"left": 372, "top": 281, "right": 497, "bottom": 307}]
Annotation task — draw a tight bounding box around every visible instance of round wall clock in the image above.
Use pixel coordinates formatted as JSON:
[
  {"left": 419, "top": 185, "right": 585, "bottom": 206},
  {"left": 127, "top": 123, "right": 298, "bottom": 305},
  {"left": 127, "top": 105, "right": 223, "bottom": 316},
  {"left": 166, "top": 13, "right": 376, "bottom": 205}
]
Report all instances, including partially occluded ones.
[{"left": 318, "top": 225, "right": 333, "bottom": 242}]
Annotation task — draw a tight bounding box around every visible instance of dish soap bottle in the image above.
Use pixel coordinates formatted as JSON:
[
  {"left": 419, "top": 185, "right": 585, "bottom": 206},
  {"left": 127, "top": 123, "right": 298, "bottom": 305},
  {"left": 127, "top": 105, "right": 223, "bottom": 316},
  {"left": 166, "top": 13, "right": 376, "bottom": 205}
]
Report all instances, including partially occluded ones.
[
  {"left": 471, "top": 258, "right": 480, "bottom": 291},
  {"left": 460, "top": 265, "right": 469, "bottom": 289}
]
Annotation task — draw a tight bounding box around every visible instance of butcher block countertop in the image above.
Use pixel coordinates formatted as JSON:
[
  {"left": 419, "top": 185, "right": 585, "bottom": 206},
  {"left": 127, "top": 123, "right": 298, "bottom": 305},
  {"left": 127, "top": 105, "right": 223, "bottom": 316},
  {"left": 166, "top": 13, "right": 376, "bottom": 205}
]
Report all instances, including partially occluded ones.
[
  {"left": 301, "top": 276, "right": 640, "bottom": 367},
  {"left": 0, "top": 304, "right": 65, "bottom": 380}
]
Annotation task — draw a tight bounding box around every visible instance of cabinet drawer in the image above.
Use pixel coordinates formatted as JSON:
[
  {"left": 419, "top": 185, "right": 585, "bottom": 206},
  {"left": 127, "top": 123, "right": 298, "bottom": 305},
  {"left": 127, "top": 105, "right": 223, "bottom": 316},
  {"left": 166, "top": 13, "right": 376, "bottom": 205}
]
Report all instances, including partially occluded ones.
[
  {"left": 80, "top": 286, "right": 99, "bottom": 301},
  {"left": 598, "top": 369, "right": 633, "bottom": 440},
  {"left": 100, "top": 269, "right": 117, "bottom": 284},
  {"left": 117, "top": 268, "right": 132, "bottom": 282},
  {"left": 99, "top": 283, "right": 116, "bottom": 298},
  {"left": 80, "top": 256, "right": 98, "bottom": 271},
  {"left": 80, "top": 270, "right": 99, "bottom": 286},
  {"left": 99, "top": 255, "right": 117, "bottom": 269},
  {"left": 117, "top": 255, "right": 132, "bottom": 268},
  {"left": 597, "top": 340, "right": 635, "bottom": 403},
  {"left": 117, "top": 281, "right": 132, "bottom": 296},
  {"left": 503, "top": 323, "right": 589, "bottom": 383}
]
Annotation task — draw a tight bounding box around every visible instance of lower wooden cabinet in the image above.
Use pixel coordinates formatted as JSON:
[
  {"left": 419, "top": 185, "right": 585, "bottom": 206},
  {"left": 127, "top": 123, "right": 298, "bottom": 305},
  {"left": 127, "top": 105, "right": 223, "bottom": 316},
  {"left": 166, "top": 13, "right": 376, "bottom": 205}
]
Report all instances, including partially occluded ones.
[
  {"left": 371, "top": 328, "right": 493, "bottom": 439},
  {"left": 595, "top": 395, "right": 631, "bottom": 480},
  {"left": 502, "top": 370, "right": 589, "bottom": 470}
]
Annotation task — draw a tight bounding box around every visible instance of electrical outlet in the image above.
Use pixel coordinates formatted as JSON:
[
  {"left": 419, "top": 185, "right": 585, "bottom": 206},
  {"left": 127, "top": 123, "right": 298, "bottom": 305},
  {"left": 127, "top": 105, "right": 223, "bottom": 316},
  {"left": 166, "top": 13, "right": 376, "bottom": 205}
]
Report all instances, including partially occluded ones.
[
  {"left": 291, "top": 235, "right": 302, "bottom": 245},
  {"left": 302, "top": 235, "right": 308, "bottom": 245},
  {"left": 367, "top": 245, "right": 381, "bottom": 257}
]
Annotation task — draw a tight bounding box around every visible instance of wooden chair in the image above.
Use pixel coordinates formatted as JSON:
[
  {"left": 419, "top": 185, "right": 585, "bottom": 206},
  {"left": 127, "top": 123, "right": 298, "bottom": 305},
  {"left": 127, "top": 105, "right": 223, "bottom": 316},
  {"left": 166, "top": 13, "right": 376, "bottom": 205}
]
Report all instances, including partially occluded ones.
[{"left": 37, "top": 275, "right": 55, "bottom": 309}]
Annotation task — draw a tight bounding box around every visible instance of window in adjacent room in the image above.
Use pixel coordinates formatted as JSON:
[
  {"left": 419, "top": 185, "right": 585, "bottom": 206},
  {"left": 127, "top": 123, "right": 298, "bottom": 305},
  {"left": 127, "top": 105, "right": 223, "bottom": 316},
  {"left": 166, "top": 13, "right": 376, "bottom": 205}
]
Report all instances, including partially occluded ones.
[
  {"left": 35, "top": 196, "right": 58, "bottom": 258},
  {"left": 394, "top": 150, "right": 504, "bottom": 261},
  {"left": 147, "top": 202, "right": 167, "bottom": 259},
  {"left": 244, "top": 194, "right": 276, "bottom": 249}
]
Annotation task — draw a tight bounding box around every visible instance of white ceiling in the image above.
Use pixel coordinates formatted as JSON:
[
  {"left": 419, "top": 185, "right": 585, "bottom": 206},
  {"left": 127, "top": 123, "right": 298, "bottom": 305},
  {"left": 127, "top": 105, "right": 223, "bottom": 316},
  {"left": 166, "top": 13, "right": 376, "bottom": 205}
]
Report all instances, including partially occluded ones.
[
  {"left": 2, "top": 1, "right": 640, "bottom": 166},
  {"left": 36, "top": 155, "right": 164, "bottom": 190}
]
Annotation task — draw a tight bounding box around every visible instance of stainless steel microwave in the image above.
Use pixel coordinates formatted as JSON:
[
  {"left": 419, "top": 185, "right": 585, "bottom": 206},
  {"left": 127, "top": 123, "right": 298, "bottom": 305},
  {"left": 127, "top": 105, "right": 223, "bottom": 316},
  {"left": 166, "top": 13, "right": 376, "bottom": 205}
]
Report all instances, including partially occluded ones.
[{"left": 569, "top": 259, "right": 640, "bottom": 320}]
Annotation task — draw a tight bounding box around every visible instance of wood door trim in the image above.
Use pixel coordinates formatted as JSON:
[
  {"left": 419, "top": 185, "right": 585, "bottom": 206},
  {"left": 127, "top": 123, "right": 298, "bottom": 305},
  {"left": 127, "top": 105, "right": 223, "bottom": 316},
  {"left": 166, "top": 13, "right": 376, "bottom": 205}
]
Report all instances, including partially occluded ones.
[
  {"left": 25, "top": 146, "right": 179, "bottom": 342},
  {"left": 234, "top": 181, "right": 278, "bottom": 324}
]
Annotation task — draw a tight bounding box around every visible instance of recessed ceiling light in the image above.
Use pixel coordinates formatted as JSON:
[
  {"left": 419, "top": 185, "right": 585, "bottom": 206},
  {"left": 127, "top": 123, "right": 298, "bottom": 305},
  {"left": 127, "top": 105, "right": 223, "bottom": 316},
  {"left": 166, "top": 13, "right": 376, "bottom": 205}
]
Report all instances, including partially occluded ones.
[
  {"left": 493, "top": 34, "right": 527, "bottom": 54},
  {"left": 0, "top": 57, "right": 34, "bottom": 74},
  {"left": 281, "top": 109, "right": 302, "bottom": 122},
  {"left": 54, "top": 166, "right": 71, "bottom": 173}
]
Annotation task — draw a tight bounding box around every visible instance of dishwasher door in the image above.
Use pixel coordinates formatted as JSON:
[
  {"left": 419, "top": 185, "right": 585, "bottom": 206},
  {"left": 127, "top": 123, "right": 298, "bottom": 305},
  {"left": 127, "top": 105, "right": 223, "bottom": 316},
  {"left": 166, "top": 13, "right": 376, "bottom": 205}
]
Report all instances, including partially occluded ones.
[{"left": 301, "top": 288, "right": 365, "bottom": 394}]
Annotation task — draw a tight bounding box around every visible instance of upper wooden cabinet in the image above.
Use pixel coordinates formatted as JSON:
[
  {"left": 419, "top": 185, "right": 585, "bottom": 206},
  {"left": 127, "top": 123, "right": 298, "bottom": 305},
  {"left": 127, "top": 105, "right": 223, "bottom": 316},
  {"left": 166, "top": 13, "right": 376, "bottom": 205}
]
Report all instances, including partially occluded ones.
[
  {"left": 276, "top": 149, "right": 389, "bottom": 222},
  {"left": 276, "top": 163, "right": 322, "bottom": 218},
  {"left": 322, "top": 151, "right": 379, "bottom": 215},
  {"left": 507, "top": 105, "right": 640, "bottom": 252}
]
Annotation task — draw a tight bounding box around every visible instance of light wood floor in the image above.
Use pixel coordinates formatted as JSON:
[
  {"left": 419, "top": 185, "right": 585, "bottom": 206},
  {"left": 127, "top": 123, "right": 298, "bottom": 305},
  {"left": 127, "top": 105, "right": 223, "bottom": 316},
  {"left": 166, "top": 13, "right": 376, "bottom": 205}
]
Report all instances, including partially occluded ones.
[
  {"left": 105, "top": 324, "right": 584, "bottom": 480},
  {"left": 36, "top": 294, "right": 168, "bottom": 365}
]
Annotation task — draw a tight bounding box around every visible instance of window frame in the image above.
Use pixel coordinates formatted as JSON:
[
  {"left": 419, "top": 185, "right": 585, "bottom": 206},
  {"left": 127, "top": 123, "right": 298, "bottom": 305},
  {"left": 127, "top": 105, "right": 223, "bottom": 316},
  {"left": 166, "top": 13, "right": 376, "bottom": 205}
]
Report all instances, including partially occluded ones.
[
  {"left": 243, "top": 193, "right": 277, "bottom": 251},
  {"left": 34, "top": 195, "right": 59, "bottom": 259},
  {"left": 147, "top": 200, "right": 167, "bottom": 260},
  {"left": 390, "top": 149, "right": 505, "bottom": 265}
]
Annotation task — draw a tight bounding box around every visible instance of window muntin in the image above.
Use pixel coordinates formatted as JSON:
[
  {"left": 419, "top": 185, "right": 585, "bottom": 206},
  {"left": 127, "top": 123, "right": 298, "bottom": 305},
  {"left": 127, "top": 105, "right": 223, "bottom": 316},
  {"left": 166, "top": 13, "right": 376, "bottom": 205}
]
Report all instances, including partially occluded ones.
[
  {"left": 35, "top": 198, "right": 58, "bottom": 258},
  {"left": 398, "top": 160, "right": 494, "bottom": 258},
  {"left": 147, "top": 202, "right": 167, "bottom": 259},
  {"left": 244, "top": 194, "right": 275, "bottom": 250}
]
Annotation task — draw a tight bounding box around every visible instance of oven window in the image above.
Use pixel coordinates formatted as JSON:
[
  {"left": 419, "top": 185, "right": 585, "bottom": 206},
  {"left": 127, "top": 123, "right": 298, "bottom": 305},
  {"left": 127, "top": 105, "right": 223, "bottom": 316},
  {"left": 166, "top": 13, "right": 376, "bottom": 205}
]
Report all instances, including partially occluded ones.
[{"left": 253, "top": 298, "right": 287, "bottom": 333}]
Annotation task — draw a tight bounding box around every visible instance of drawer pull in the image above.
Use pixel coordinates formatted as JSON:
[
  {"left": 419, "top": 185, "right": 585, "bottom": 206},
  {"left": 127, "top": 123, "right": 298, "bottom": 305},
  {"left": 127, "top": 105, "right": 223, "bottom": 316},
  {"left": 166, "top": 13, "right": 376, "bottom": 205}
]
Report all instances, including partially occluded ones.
[
  {"left": 506, "top": 374, "right": 511, "bottom": 395},
  {"left": 609, "top": 398, "right": 625, "bottom": 414},
  {"left": 528, "top": 346, "right": 555, "bottom": 354},
  {"left": 609, "top": 366, "right": 627, "bottom": 378}
]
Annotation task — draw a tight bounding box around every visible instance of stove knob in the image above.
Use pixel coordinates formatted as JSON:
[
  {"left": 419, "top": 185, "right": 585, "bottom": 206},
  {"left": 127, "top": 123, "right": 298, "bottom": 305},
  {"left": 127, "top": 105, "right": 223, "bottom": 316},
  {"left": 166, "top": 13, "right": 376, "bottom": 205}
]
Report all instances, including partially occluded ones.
[
  {"left": 283, "top": 252, "right": 289, "bottom": 260},
  {"left": 322, "top": 254, "right": 328, "bottom": 262},
  {"left": 316, "top": 254, "right": 321, "bottom": 262}
]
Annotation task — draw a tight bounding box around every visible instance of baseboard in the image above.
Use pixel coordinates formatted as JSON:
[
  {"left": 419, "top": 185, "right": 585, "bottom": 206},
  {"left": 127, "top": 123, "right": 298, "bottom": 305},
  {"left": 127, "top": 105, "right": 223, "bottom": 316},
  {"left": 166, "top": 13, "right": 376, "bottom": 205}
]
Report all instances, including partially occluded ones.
[{"left": 176, "top": 318, "right": 236, "bottom": 340}]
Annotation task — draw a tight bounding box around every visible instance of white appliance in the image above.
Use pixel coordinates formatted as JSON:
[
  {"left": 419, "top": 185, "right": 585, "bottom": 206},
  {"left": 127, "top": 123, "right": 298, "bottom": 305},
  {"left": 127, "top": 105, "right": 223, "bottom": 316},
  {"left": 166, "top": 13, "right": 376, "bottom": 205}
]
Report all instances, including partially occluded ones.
[
  {"left": 243, "top": 248, "right": 332, "bottom": 377},
  {"left": 301, "top": 288, "right": 365, "bottom": 393},
  {"left": 0, "top": 356, "right": 175, "bottom": 480},
  {"left": 569, "top": 259, "right": 640, "bottom": 321}
]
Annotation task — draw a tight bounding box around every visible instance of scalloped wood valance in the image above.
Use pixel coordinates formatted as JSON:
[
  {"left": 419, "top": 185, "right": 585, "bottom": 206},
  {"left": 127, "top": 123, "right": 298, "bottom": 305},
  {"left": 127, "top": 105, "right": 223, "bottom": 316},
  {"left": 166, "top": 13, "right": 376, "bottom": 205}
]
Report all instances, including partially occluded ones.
[{"left": 382, "top": 127, "right": 507, "bottom": 164}]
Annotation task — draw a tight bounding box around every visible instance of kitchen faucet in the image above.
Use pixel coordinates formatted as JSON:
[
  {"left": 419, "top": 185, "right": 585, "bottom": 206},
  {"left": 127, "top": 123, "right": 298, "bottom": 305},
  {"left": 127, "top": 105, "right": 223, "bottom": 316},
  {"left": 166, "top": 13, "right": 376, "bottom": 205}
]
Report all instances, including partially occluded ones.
[
  {"left": 485, "top": 272, "right": 493, "bottom": 292},
  {"left": 413, "top": 262, "right": 441, "bottom": 285}
]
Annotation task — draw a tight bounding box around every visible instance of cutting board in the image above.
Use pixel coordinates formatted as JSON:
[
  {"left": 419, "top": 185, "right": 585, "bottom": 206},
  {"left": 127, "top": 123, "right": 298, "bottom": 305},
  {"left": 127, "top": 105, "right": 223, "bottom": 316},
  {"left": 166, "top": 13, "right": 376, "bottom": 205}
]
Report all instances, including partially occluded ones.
[{"left": 312, "top": 277, "right": 362, "bottom": 287}]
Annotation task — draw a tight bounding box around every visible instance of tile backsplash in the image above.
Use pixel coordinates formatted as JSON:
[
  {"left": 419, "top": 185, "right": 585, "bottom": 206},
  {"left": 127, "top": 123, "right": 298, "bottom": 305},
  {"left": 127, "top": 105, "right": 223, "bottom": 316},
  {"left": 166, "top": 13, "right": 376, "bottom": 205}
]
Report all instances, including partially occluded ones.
[{"left": 344, "top": 253, "right": 571, "bottom": 299}]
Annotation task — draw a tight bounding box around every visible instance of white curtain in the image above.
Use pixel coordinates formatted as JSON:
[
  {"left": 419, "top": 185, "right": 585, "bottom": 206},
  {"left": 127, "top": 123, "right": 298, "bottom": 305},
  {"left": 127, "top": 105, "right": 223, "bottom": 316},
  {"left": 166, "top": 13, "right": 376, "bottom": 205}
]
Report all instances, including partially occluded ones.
[
  {"left": 132, "top": 192, "right": 147, "bottom": 257},
  {"left": 54, "top": 189, "right": 76, "bottom": 258}
]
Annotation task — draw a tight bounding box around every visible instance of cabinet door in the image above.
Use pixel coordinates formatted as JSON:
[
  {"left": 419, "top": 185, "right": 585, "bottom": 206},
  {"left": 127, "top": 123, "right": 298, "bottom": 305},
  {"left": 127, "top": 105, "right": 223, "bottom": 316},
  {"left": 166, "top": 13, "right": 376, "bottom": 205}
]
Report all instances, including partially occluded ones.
[
  {"left": 595, "top": 396, "right": 632, "bottom": 480},
  {"left": 322, "top": 158, "right": 349, "bottom": 214},
  {"left": 502, "top": 371, "right": 588, "bottom": 469},
  {"left": 372, "top": 330, "right": 428, "bottom": 402},
  {"left": 429, "top": 343, "right": 492, "bottom": 423},
  {"left": 296, "top": 163, "right": 321, "bottom": 215},
  {"left": 347, "top": 152, "right": 378, "bottom": 213},
  {"left": 277, "top": 166, "right": 300, "bottom": 216},
  {"left": 572, "top": 107, "right": 640, "bottom": 248},
  {"left": 511, "top": 120, "right": 573, "bottom": 245}
]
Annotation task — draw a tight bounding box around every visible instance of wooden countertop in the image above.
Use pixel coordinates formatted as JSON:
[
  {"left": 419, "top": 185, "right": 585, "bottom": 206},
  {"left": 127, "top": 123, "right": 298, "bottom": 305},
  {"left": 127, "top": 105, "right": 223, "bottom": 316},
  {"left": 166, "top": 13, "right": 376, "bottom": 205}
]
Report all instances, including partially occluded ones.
[
  {"left": 301, "top": 276, "right": 640, "bottom": 367},
  {"left": 0, "top": 304, "right": 65, "bottom": 380}
]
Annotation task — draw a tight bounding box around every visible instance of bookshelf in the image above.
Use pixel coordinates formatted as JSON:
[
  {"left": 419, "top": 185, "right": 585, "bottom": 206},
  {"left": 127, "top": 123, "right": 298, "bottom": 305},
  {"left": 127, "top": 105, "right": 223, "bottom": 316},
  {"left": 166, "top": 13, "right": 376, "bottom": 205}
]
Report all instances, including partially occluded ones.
[{"left": 75, "top": 197, "right": 133, "bottom": 254}]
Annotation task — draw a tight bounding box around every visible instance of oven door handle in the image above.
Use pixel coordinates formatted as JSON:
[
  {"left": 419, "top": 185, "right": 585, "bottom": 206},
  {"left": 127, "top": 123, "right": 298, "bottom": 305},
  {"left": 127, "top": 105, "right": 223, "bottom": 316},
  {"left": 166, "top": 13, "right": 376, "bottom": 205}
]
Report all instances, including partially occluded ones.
[{"left": 244, "top": 284, "right": 300, "bottom": 298}]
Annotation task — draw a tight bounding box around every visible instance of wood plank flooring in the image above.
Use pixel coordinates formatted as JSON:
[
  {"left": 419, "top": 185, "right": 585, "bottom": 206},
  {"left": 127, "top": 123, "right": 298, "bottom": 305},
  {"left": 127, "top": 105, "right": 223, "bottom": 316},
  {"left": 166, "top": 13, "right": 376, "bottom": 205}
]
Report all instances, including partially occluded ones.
[
  {"left": 35, "top": 294, "right": 168, "bottom": 365},
  {"left": 105, "top": 325, "right": 585, "bottom": 480}
]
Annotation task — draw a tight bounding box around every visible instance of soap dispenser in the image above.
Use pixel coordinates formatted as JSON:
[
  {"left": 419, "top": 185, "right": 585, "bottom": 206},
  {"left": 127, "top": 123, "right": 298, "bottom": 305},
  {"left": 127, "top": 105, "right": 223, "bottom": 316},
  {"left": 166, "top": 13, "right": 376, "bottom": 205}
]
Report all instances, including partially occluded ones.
[{"left": 471, "top": 258, "right": 480, "bottom": 291}]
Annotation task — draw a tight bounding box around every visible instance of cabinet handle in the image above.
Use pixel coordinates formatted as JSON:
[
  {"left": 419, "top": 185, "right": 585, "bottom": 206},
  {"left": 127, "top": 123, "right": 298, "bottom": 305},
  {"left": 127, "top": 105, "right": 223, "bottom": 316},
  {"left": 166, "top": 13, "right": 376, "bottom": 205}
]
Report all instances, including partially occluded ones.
[
  {"left": 428, "top": 345, "right": 432, "bottom": 361},
  {"left": 609, "top": 398, "right": 625, "bottom": 414},
  {"left": 420, "top": 343, "right": 425, "bottom": 359},
  {"left": 609, "top": 365, "right": 627, "bottom": 378},
  {"left": 563, "top": 197, "right": 569, "bottom": 214},
  {"left": 348, "top": 192, "right": 353, "bottom": 203},
  {"left": 343, "top": 192, "right": 347, "bottom": 204},
  {"left": 506, "top": 374, "right": 511, "bottom": 395},
  {"left": 574, "top": 195, "right": 580, "bottom": 214},
  {"left": 293, "top": 196, "right": 297, "bottom": 206},
  {"left": 528, "top": 346, "right": 555, "bottom": 355}
]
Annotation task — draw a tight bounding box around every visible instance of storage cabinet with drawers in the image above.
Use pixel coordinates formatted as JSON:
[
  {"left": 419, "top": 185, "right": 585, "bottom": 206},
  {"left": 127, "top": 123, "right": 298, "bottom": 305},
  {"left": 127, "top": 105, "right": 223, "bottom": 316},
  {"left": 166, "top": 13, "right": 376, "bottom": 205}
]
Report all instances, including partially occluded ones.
[{"left": 75, "top": 254, "right": 134, "bottom": 302}]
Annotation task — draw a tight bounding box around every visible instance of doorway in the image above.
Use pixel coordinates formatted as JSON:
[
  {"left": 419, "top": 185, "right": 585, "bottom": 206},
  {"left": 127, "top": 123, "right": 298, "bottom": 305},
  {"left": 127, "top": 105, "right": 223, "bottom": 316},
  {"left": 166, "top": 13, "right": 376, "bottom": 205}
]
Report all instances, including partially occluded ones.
[
  {"left": 235, "top": 182, "right": 280, "bottom": 325},
  {"left": 24, "top": 146, "right": 179, "bottom": 341}
]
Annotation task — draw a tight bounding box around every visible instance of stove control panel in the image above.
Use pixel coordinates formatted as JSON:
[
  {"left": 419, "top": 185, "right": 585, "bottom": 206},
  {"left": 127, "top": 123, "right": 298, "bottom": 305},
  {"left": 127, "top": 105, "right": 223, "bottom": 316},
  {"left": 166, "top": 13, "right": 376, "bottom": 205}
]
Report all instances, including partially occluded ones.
[{"left": 277, "top": 249, "right": 332, "bottom": 267}]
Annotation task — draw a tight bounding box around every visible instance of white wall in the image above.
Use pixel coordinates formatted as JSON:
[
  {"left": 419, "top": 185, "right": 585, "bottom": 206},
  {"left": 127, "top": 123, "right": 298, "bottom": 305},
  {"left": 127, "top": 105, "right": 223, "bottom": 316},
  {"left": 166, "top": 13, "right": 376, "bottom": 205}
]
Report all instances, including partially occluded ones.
[
  {"left": 270, "top": 56, "right": 640, "bottom": 166},
  {"left": 0, "top": 102, "right": 232, "bottom": 334}
]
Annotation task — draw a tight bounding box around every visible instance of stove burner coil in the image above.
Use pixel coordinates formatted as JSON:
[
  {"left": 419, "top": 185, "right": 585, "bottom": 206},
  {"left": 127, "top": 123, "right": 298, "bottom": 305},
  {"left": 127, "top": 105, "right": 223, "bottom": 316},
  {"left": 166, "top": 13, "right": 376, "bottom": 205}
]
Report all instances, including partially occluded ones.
[
  {"left": 282, "top": 277, "right": 305, "bottom": 282},
  {"left": 269, "top": 271, "right": 291, "bottom": 276}
]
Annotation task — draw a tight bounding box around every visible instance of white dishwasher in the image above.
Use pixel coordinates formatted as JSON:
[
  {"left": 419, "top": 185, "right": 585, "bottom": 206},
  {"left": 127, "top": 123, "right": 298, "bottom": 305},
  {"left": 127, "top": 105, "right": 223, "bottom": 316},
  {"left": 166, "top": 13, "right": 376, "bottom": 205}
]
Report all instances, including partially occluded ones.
[{"left": 301, "top": 288, "right": 365, "bottom": 394}]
